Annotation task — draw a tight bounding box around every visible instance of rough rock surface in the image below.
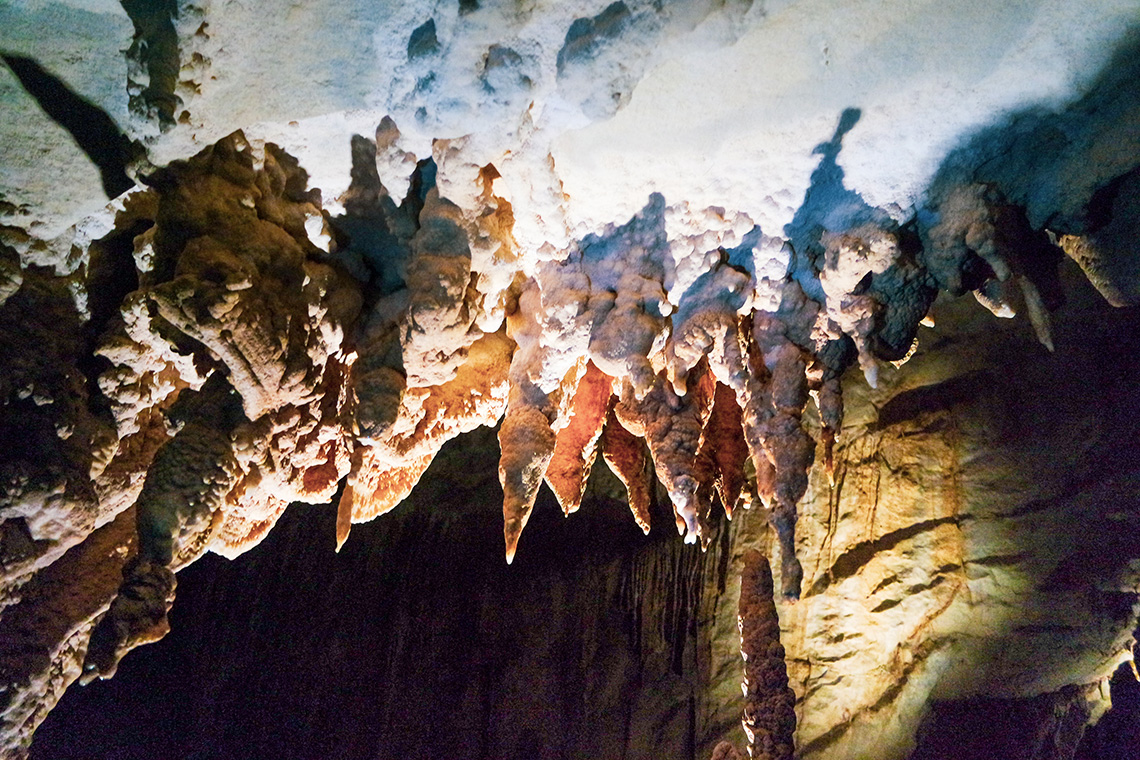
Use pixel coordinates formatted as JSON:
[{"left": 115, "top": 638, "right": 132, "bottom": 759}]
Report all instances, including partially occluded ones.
[
  {"left": 1, "top": 1, "right": 1139, "bottom": 758},
  {"left": 17, "top": 261, "right": 1140, "bottom": 760}
]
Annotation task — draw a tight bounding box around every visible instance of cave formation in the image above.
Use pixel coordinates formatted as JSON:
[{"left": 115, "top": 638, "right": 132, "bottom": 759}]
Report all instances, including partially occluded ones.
[{"left": 2, "top": 1, "right": 1140, "bottom": 758}]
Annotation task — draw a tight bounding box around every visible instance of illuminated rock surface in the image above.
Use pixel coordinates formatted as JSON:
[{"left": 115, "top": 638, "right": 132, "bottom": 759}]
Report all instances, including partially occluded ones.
[
  {"left": 1, "top": 0, "right": 1139, "bottom": 757},
  {"left": 22, "top": 273, "right": 1140, "bottom": 760}
]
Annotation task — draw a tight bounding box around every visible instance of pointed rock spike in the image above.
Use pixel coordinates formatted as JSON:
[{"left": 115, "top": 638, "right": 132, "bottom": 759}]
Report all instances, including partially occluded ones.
[
  {"left": 498, "top": 404, "right": 557, "bottom": 567},
  {"left": 600, "top": 407, "right": 652, "bottom": 535},
  {"left": 1017, "top": 275, "right": 1055, "bottom": 352},
  {"left": 702, "top": 382, "right": 748, "bottom": 520},
  {"left": 614, "top": 373, "right": 704, "bottom": 539},
  {"left": 544, "top": 362, "right": 614, "bottom": 516},
  {"left": 505, "top": 518, "right": 521, "bottom": 565},
  {"left": 335, "top": 487, "right": 353, "bottom": 552}
]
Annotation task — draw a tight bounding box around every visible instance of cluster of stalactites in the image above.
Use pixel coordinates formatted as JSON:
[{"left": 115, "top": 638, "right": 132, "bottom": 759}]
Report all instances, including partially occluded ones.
[
  {"left": 921, "top": 182, "right": 1066, "bottom": 352},
  {"left": 491, "top": 206, "right": 939, "bottom": 595},
  {"left": 104, "top": 128, "right": 1085, "bottom": 601},
  {"left": 81, "top": 131, "right": 363, "bottom": 680},
  {"left": 489, "top": 235, "right": 835, "bottom": 594},
  {"left": 331, "top": 119, "right": 518, "bottom": 549},
  {"left": 81, "top": 128, "right": 1089, "bottom": 679},
  {"left": 497, "top": 304, "right": 830, "bottom": 601}
]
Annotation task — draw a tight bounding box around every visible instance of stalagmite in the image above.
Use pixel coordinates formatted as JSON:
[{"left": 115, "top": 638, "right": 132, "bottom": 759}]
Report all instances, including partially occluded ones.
[
  {"left": 711, "top": 741, "right": 747, "bottom": 760},
  {"left": 738, "top": 549, "right": 796, "bottom": 760}
]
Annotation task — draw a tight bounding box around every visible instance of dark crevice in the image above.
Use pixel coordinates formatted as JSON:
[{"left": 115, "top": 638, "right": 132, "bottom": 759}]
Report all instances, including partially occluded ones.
[
  {"left": 873, "top": 371, "right": 992, "bottom": 430},
  {"left": 1083, "top": 166, "right": 1140, "bottom": 233},
  {"left": 869, "top": 597, "right": 902, "bottom": 613},
  {"left": 79, "top": 219, "right": 149, "bottom": 419},
  {"left": 119, "top": 0, "right": 181, "bottom": 128},
  {"left": 911, "top": 683, "right": 1094, "bottom": 760}
]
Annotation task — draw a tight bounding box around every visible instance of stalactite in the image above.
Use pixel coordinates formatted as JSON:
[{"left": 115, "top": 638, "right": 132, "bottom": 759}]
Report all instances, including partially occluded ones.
[
  {"left": 2, "top": 53, "right": 1135, "bottom": 750},
  {"left": 614, "top": 372, "right": 708, "bottom": 544},
  {"left": 600, "top": 407, "right": 654, "bottom": 534},
  {"left": 544, "top": 360, "right": 614, "bottom": 515},
  {"left": 700, "top": 382, "right": 751, "bottom": 520}
]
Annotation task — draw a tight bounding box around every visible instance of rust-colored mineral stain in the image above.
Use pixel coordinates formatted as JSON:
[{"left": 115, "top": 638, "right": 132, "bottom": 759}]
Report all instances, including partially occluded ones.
[
  {"left": 544, "top": 361, "right": 614, "bottom": 516},
  {"left": 601, "top": 407, "right": 653, "bottom": 535}
]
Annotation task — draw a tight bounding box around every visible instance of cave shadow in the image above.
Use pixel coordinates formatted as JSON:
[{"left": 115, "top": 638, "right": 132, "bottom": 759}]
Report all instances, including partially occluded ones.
[
  {"left": 325, "top": 134, "right": 431, "bottom": 299},
  {"left": 922, "top": 24, "right": 1140, "bottom": 236},
  {"left": 1, "top": 53, "right": 137, "bottom": 198},
  {"left": 577, "top": 190, "right": 669, "bottom": 272},
  {"left": 783, "top": 106, "right": 893, "bottom": 301},
  {"left": 118, "top": 0, "right": 180, "bottom": 128},
  {"left": 916, "top": 24, "right": 1140, "bottom": 305}
]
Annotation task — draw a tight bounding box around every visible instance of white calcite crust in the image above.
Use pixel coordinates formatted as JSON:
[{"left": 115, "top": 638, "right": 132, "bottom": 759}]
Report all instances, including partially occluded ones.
[{"left": 2, "top": 1, "right": 1140, "bottom": 758}]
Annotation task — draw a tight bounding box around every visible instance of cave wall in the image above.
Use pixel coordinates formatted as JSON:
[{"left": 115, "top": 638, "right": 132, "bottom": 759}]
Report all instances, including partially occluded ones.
[
  {"left": 777, "top": 264, "right": 1140, "bottom": 758},
  {"left": 27, "top": 261, "right": 1140, "bottom": 760},
  {"left": 2, "top": 1, "right": 1140, "bottom": 758}
]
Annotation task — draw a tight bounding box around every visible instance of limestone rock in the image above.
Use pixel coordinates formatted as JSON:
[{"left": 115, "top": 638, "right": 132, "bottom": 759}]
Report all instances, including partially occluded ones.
[
  {"left": 2, "top": 2, "right": 1140, "bottom": 758},
  {"left": 738, "top": 550, "right": 796, "bottom": 760}
]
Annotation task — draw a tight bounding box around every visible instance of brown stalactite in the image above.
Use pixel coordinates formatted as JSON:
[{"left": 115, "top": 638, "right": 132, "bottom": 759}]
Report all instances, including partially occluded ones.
[
  {"left": 614, "top": 372, "right": 708, "bottom": 543},
  {"left": 499, "top": 401, "right": 558, "bottom": 563},
  {"left": 600, "top": 406, "right": 654, "bottom": 534},
  {"left": 0, "top": 66, "right": 1136, "bottom": 756},
  {"left": 80, "top": 558, "right": 175, "bottom": 683},
  {"left": 752, "top": 315, "right": 813, "bottom": 598},
  {"left": 544, "top": 360, "right": 614, "bottom": 515},
  {"left": 701, "top": 382, "right": 750, "bottom": 520}
]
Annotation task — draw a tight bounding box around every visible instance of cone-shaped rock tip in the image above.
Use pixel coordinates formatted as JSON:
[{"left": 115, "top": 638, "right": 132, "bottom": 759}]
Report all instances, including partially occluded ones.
[
  {"left": 335, "top": 490, "right": 353, "bottom": 552},
  {"left": 504, "top": 517, "right": 522, "bottom": 564}
]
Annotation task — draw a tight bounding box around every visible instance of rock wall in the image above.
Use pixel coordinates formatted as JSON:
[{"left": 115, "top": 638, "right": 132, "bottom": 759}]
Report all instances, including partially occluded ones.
[
  {"left": 2, "top": 1, "right": 1140, "bottom": 758},
  {"left": 24, "top": 261, "right": 1140, "bottom": 760}
]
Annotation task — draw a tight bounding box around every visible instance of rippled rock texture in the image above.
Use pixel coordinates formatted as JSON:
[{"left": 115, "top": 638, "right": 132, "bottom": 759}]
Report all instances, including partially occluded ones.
[
  {"left": 2, "top": 1, "right": 1140, "bottom": 758},
  {"left": 18, "top": 261, "right": 1140, "bottom": 760}
]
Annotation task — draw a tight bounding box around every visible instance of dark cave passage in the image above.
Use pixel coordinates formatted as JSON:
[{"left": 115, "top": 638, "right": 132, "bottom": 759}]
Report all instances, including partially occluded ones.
[{"left": 31, "top": 427, "right": 735, "bottom": 760}]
